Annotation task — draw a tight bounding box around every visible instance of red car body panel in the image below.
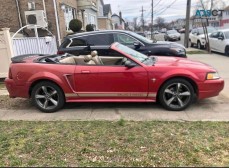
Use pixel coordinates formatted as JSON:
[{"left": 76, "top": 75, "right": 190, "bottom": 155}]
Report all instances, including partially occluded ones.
[{"left": 5, "top": 43, "right": 224, "bottom": 104}]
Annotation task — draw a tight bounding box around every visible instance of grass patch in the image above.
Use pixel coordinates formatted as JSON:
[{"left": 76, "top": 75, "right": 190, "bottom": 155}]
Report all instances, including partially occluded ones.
[
  {"left": 187, "top": 50, "right": 208, "bottom": 55},
  {"left": 0, "top": 121, "right": 229, "bottom": 167}
]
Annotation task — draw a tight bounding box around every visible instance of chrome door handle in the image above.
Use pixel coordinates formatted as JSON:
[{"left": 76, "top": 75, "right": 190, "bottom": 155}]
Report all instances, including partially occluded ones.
[{"left": 81, "top": 70, "right": 91, "bottom": 74}]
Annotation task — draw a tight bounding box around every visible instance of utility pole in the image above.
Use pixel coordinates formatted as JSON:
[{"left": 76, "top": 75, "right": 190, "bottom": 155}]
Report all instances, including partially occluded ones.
[
  {"left": 151, "top": 0, "right": 153, "bottom": 40},
  {"left": 184, "top": 0, "right": 191, "bottom": 48},
  {"left": 140, "top": 6, "right": 146, "bottom": 33}
]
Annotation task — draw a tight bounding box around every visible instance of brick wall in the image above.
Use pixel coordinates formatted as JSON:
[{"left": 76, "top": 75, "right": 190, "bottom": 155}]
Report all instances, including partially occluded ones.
[
  {"left": 98, "top": 18, "right": 107, "bottom": 30},
  {"left": 0, "top": 0, "right": 20, "bottom": 32},
  {"left": 0, "top": 0, "right": 79, "bottom": 43}
]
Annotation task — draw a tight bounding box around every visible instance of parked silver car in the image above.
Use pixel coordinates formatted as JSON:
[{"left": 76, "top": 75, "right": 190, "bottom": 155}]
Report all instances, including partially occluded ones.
[{"left": 164, "top": 30, "right": 181, "bottom": 41}]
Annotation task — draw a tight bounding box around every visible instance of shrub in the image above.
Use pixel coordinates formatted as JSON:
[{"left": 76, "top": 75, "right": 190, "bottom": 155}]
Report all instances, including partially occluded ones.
[
  {"left": 69, "top": 19, "right": 82, "bottom": 32},
  {"left": 86, "top": 24, "right": 95, "bottom": 31}
]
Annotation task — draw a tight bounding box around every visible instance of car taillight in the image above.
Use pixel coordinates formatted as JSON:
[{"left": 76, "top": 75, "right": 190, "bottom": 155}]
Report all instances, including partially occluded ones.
[
  {"left": 57, "top": 51, "right": 64, "bottom": 55},
  {"left": 8, "top": 68, "right": 12, "bottom": 79}
]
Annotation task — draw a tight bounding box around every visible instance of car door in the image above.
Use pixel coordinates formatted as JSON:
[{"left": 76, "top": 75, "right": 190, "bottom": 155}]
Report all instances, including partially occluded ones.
[
  {"left": 113, "top": 33, "right": 147, "bottom": 54},
  {"left": 87, "top": 33, "right": 114, "bottom": 55},
  {"left": 74, "top": 58, "right": 149, "bottom": 99},
  {"left": 209, "top": 31, "right": 219, "bottom": 51},
  {"left": 190, "top": 29, "right": 197, "bottom": 44},
  {"left": 217, "top": 32, "right": 227, "bottom": 53},
  {"left": 65, "top": 37, "right": 91, "bottom": 55}
]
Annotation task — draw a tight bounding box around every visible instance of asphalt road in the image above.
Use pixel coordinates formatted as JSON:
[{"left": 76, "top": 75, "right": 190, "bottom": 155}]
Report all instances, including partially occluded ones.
[
  {"left": 0, "top": 53, "right": 229, "bottom": 121},
  {"left": 152, "top": 33, "right": 185, "bottom": 46}
]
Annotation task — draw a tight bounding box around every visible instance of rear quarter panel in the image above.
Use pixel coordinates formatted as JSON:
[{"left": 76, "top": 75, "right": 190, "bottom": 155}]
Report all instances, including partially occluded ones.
[{"left": 11, "top": 63, "right": 75, "bottom": 94}]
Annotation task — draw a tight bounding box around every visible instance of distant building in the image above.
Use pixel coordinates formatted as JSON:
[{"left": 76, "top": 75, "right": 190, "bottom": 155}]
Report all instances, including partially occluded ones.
[
  {"left": 97, "top": 0, "right": 113, "bottom": 30},
  {"left": 112, "top": 12, "right": 125, "bottom": 30},
  {"left": 77, "top": 0, "right": 98, "bottom": 29},
  {"left": 220, "top": 6, "right": 229, "bottom": 28}
]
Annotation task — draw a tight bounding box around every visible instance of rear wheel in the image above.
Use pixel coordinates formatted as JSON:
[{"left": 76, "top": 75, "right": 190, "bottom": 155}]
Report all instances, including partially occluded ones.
[
  {"left": 159, "top": 78, "right": 195, "bottom": 111},
  {"left": 197, "top": 41, "right": 203, "bottom": 49},
  {"left": 189, "top": 40, "right": 194, "bottom": 47},
  {"left": 31, "top": 81, "right": 65, "bottom": 113},
  {"left": 225, "top": 46, "right": 229, "bottom": 56}
]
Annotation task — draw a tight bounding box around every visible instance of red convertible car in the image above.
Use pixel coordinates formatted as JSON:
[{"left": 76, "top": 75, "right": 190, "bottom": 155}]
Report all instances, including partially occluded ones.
[{"left": 5, "top": 43, "right": 224, "bottom": 113}]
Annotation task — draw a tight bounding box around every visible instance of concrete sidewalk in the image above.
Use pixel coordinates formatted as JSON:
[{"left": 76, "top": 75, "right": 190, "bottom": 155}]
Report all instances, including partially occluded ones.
[{"left": 0, "top": 94, "right": 229, "bottom": 121}]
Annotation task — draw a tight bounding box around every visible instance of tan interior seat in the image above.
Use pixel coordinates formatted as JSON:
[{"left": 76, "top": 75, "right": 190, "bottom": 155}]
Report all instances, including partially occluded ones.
[
  {"left": 59, "top": 56, "right": 77, "bottom": 64},
  {"left": 84, "top": 55, "right": 96, "bottom": 65},
  {"left": 91, "top": 51, "right": 103, "bottom": 65}
]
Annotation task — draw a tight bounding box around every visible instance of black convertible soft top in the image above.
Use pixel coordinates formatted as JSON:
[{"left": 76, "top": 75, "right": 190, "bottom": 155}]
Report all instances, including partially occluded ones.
[{"left": 11, "top": 54, "right": 49, "bottom": 63}]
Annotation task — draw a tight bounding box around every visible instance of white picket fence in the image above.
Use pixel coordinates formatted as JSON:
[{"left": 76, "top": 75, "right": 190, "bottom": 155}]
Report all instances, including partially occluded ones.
[{"left": 13, "top": 36, "right": 57, "bottom": 56}]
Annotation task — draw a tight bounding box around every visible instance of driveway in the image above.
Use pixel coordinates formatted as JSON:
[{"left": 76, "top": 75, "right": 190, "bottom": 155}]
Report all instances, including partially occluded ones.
[{"left": 0, "top": 53, "right": 229, "bottom": 121}]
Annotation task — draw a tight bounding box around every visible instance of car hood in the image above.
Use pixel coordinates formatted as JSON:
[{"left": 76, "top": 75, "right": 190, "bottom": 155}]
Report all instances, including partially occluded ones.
[
  {"left": 154, "top": 56, "right": 215, "bottom": 70},
  {"left": 198, "top": 33, "right": 211, "bottom": 38},
  {"left": 155, "top": 41, "right": 185, "bottom": 49}
]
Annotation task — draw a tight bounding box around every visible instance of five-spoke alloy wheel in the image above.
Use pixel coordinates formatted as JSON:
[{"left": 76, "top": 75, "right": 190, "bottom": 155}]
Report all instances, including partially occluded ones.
[
  {"left": 31, "top": 81, "right": 65, "bottom": 113},
  {"left": 159, "top": 78, "right": 195, "bottom": 111}
]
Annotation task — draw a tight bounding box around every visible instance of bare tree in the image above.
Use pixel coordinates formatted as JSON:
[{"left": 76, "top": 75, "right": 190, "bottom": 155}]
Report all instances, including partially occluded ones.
[
  {"left": 133, "top": 17, "right": 138, "bottom": 31},
  {"left": 155, "top": 17, "right": 165, "bottom": 29}
]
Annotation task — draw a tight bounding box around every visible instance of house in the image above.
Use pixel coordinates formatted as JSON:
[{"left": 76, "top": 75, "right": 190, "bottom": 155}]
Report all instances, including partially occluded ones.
[
  {"left": 190, "top": 15, "right": 220, "bottom": 28},
  {"left": 97, "top": 0, "right": 113, "bottom": 30},
  {"left": 220, "top": 6, "right": 229, "bottom": 28},
  {"left": 77, "top": 0, "right": 98, "bottom": 30},
  {"left": 0, "top": 0, "right": 81, "bottom": 46},
  {"left": 112, "top": 12, "right": 125, "bottom": 30}
]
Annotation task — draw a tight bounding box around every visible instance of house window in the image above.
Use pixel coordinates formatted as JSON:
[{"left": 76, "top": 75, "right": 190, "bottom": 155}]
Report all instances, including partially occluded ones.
[{"left": 64, "top": 5, "right": 75, "bottom": 31}]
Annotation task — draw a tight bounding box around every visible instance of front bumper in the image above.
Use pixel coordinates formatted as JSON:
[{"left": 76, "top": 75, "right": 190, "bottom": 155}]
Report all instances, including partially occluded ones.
[
  {"left": 198, "top": 79, "right": 224, "bottom": 99},
  {"left": 168, "top": 36, "right": 180, "bottom": 40},
  {"left": 4, "top": 78, "right": 30, "bottom": 98}
]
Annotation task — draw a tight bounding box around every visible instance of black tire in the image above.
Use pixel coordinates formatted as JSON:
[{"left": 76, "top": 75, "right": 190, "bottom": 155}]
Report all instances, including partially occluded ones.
[
  {"left": 197, "top": 41, "right": 203, "bottom": 49},
  {"left": 158, "top": 78, "right": 195, "bottom": 111},
  {"left": 225, "top": 46, "right": 229, "bottom": 56},
  {"left": 189, "top": 40, "right": 194, "bottom": 47},
  {"left": 31, "top": 81, "right": 65, "bottom": 113}
]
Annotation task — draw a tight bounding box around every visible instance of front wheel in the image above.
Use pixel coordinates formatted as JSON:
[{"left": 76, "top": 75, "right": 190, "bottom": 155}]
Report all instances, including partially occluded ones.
[
  {"left": 158, "top": 78, "right": 195, "bottom": 111},
  {"left": 225, "top": 46, "right": 229, "bottom": 56},
  {"left": 197, "top": 41, "right": 203, "bottom": 49},
  {"left": 31, "top": 81, "right": 65, "bottom": 113}
]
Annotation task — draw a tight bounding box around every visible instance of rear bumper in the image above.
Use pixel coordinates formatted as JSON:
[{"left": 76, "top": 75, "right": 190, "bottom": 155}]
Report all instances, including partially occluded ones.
[
  {"left": 4, "top": 78, "right": 30, "bottom": 98},
  {"left": 198, "top": 79, "right": 224, "bottom": 99}
]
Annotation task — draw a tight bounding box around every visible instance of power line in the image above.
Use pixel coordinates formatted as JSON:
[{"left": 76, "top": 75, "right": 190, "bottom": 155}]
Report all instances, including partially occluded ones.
[{"left": 153, "top": 0, "right": 178, "bottom": 16}]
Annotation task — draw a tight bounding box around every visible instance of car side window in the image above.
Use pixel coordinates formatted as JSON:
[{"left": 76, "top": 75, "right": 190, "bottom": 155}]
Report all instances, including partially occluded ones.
[
  {"left": 210, "top": 32, "right": 219, "bottom": 38},
  {"left": 87, "top": 34, "right": 114, "bottom": 46},
  {"left": 69, "top": 38, "right": 87, "bottom": 47},
  {"left": 191, "top": 29, "right": 196, "bottom": 34},
  {"left": 218, "top": 32, "right": 224, "bottom": 39},
  {"left": 114, "top": 33, "right": 136, "bottom": 45}
]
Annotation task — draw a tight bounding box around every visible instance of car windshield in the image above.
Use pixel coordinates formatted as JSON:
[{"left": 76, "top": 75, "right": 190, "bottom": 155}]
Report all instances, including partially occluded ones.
[
  {"left": 198, "top": 27, "right": 216, "bottom": 34},
  {"left": 167, "top": 30, "right": 178, "bottom": 34},
  {"left": 224, "top": 31, "right": 229, "bottom": 39},
  {"left": 129, "top": 31, "right": 153, "bottom": 43},
  {"left": 115, "top": 43, "right": 154, "bottom": 65}
]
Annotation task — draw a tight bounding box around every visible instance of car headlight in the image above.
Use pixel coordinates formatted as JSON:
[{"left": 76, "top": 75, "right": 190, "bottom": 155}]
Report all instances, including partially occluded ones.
[
  {"left": 206, "top": 72, "right": 220, "bottom": 80},
  {"left": 171, "top": 48, "right": 184, "bottom": 53},
  {"left": 201, "top": 37, "right": 205, "bottom": 40}
]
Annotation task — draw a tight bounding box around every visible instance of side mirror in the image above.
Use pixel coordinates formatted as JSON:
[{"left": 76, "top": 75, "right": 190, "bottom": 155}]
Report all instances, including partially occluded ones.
[
  {"left": 218, "top": 36, "right": 224, "bottom": 40},
  {"left": 133, "top": 41, "right": 141, "bottom": 49},
  {"left": 125, "top": 60, "right": 136, "bottom": 68}
]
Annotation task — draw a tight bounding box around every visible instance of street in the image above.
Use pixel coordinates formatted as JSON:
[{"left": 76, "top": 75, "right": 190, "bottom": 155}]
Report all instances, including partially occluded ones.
[{"left": 152, "top": 33, "right": 185, "bottom": 46}]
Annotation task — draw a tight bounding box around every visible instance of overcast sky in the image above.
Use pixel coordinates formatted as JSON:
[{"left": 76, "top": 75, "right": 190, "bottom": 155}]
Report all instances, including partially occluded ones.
[{"left": 104, "top": 0, "right": 229, "bottom": 23}]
